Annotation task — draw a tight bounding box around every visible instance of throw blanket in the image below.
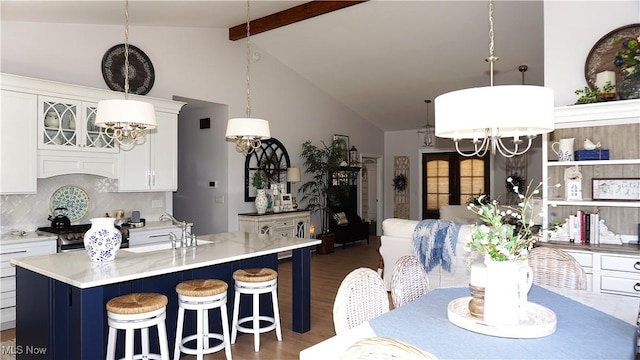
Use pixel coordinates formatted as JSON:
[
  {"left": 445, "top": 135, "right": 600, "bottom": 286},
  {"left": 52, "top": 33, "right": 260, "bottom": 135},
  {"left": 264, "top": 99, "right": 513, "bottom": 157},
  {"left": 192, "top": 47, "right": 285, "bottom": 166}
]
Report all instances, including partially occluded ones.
[{"left": 413, "top": 219, "right": 460, "bottom": 272}]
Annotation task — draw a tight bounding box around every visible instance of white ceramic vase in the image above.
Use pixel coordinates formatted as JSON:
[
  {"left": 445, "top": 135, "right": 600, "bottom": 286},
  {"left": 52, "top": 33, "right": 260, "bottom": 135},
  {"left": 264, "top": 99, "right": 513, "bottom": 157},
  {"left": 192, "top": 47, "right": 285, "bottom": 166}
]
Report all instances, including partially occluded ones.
[
  {"left": 482, "top": 257, "right": 533, "bottom": 326},
  {"left": 83, "top": 217, "right": 122, "bottom": 262},
  {"left": 255, "top": 189, "right": 268, "bottom": 214}
]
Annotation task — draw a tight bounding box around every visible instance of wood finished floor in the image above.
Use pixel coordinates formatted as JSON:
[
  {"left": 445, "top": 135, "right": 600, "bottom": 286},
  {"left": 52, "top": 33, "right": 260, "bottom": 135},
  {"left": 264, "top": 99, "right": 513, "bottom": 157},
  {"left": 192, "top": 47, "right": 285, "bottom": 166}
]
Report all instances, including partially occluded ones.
[{"left": 1, "top": 236, "right": 383, "bottom": 359}]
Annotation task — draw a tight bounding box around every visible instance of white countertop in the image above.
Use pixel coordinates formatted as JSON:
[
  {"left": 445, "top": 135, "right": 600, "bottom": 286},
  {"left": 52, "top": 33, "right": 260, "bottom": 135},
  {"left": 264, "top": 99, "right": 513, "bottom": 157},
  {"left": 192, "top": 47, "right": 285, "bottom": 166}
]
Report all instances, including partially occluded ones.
[{"left": 11, "top": 232, "right": 320, "bottom": 289}]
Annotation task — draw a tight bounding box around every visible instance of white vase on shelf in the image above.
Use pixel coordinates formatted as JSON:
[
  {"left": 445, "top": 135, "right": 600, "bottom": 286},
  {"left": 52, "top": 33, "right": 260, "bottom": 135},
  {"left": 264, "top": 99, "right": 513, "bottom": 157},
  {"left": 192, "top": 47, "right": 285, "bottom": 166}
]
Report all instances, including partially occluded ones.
[{"left": 83, "top": 217, "right": 122, "bottom": 262}]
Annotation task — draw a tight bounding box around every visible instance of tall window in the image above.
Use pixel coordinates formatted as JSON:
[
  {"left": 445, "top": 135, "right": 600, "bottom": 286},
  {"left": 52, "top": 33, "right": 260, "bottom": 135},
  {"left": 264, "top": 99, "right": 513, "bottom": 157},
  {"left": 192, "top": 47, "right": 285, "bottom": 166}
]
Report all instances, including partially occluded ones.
[{"left": 422, "top": 153, "right": 489, "bottom": 219}]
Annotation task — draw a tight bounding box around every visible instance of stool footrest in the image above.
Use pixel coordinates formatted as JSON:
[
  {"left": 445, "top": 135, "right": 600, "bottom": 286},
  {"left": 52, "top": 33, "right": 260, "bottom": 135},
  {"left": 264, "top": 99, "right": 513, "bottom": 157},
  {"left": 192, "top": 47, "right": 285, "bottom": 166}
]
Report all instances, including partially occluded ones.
[
  {"left": 178, "top": 333, "right": 227, "bottom": 356},
  {"left": 236, "top": 316, "right": 277, "bottom": 334}
]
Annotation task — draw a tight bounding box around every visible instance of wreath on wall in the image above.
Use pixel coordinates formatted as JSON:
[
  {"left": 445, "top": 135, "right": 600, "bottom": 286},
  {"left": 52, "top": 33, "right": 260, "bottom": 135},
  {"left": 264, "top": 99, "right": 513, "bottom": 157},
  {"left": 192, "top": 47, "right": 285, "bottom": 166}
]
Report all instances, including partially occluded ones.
[
  {"left": 506, "top": 174, "right": 525, "bottom": 194},
  {"left": 392, "top": 173, "right": 408, "bottom": 192}
]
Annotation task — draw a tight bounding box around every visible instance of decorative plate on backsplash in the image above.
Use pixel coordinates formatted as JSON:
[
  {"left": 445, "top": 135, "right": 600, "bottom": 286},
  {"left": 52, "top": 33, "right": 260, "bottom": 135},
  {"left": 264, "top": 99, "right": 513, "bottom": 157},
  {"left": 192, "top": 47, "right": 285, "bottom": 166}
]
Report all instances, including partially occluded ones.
[{"left": 49, "top": 185, "right": 90, "bottom": 222}]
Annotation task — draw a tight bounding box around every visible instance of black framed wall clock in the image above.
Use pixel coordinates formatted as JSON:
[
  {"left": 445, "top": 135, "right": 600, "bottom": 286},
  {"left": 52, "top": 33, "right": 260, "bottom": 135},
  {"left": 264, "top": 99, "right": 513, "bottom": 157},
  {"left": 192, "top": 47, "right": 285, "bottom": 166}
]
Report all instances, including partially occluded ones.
[{"left": 101, "top": 44, "right": 155, "bottom": 95}]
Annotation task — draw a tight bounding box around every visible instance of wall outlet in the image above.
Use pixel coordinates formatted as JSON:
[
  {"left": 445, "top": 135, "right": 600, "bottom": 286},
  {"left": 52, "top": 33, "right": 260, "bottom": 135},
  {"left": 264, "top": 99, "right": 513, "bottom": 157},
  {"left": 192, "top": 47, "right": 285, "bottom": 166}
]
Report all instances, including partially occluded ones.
[
  {"left": 209, "top": 181, "right": 217, "bottom": 188},
  {"left": 151, "top": 200, "right": 163, "bottom": 208},
  {"left": 215, "top": 196, "right": 224, "bottom": 204}
]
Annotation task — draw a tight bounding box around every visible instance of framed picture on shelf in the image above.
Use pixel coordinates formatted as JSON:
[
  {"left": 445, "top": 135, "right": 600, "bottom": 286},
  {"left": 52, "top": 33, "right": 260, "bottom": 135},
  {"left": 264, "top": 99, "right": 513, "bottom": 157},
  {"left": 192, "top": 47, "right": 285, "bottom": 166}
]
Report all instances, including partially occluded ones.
[
  {"left": 592, "top": 178, "right": 640, "bottom": 201},
  {"left": 333, "top": 134, "right": 349, "bottom": 165}
]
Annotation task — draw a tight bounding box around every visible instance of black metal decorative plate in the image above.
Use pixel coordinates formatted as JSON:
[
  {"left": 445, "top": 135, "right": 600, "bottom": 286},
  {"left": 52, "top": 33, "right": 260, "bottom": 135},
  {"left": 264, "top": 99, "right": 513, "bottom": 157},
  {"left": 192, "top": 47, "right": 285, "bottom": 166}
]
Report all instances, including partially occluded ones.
[
  {"left": 584, "top": 23, "right": 640, "bottom": 90},
  {"left": 101, "top": 43, "right": 155, "bottom": 95}
]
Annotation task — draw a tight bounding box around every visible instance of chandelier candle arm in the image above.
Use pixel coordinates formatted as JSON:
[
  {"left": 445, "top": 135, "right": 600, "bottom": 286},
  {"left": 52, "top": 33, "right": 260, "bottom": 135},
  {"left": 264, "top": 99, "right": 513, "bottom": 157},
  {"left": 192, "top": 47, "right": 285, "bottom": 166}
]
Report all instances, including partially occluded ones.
[{"left": 95, "top": 0, "right": 156, "bottom": 148}]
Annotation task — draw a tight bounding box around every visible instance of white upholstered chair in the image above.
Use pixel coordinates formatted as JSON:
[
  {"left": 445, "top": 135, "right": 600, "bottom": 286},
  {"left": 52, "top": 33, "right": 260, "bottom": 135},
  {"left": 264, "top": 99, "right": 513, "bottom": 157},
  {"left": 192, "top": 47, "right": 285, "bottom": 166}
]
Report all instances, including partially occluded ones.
[
  {"left": 527, "top": 247, "right": 587, "bottom": 290},
  {"left": 390, "top": 255, "right": 430, "bottom": 308},
  {"left": 333, "top": 268, "right": 390, "bottom": 334},
  {"left": 339, "top": 337, "right": 438, "bottom": 360}
]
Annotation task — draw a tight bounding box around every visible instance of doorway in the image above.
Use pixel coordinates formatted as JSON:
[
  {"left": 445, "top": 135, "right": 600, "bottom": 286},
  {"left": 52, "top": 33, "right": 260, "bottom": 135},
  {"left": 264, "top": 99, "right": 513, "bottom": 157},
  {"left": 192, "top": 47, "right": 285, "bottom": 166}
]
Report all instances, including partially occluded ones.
[{"left": 360, "top": 155, "right": 383, "bottom": 235}]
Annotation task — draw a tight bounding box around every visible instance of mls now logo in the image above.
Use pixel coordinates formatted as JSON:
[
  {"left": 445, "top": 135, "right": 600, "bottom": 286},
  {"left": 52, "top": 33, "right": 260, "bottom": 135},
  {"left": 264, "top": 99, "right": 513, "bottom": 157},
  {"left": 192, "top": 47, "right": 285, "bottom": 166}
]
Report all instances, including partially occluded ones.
[{"left": 1, "top": 344, "right": 48, "bottom": 355}]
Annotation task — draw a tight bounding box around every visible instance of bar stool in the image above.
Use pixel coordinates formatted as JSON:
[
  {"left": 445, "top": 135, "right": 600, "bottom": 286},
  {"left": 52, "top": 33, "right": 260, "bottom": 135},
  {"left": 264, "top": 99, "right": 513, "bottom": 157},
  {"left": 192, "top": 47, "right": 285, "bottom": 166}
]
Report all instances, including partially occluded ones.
[
  {"left": 231, "top": 268, "right": 282, "bottom": 352},
  {"left": 106, "top": 292, "right": 170, "bottom": 360},
  {"left": 174, "top": 279, "right": 232, "bottom": 360}
]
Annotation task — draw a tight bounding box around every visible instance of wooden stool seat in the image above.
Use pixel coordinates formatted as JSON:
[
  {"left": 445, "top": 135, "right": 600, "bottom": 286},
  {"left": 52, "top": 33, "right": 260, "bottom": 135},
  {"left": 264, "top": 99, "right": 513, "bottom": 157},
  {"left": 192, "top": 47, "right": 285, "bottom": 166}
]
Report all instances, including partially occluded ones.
[
  {"left": 233, "top": 268, "right": 277, "bottom": 282},
  {"left": 176, "top": 279, "right": 228, "bottom": 297},
  {"left": 107, "top": 292, "right": 168, "bottom": 315}
]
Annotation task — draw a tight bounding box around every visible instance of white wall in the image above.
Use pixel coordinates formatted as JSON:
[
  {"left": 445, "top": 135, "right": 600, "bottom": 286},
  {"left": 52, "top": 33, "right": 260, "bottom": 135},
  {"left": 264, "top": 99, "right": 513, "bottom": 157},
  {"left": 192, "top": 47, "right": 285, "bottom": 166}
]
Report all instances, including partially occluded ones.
[{"left": 1, "top": 21, "right": 384, "bottom": 233}]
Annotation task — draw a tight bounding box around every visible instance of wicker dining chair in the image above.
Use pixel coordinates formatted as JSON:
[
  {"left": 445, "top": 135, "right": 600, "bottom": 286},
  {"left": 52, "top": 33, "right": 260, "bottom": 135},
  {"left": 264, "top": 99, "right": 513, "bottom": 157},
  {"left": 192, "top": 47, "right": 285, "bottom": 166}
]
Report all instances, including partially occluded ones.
[
  {"left": 333, "top": 268, "right": 390, "bottom": 334},
  {"left": 528, "top": 247, "right": 587, "bottom": 290},
  {"left": 339, "top": 337, "right": 438, "bottom": 360},
  {"left": 390, "top": 255, "right": 430, "bottom": 308}
]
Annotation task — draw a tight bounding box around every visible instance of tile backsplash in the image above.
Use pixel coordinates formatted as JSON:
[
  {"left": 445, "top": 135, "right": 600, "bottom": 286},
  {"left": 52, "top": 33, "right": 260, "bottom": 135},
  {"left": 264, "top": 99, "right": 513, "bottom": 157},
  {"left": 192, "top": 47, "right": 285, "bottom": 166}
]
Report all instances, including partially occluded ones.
[{"left": 0, "top": 174, "right": 168, "bottom": 233}]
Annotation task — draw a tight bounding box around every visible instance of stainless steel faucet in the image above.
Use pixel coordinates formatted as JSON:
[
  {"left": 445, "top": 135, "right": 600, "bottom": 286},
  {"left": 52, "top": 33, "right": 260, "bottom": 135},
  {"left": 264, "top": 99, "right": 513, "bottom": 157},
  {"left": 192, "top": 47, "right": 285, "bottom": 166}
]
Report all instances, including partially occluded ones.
[{"left": 160, "top": 213, "right": 195, "bottom": 247}]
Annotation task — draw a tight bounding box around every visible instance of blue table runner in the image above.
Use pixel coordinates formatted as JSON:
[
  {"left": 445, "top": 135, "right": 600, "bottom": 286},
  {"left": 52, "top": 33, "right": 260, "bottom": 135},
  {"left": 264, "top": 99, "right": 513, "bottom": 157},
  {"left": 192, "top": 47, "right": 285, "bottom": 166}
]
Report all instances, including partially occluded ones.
[{"left": 370, "top": 286, "right": 637, "bottom": 359}]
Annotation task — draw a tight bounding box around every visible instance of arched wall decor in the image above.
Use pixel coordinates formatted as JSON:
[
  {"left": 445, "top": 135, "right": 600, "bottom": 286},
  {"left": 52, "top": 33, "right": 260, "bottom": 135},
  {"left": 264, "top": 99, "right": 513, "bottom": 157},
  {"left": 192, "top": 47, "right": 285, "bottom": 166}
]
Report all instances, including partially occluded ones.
[{"left": 244, "top": 138, "right": 291, "bottom": 202}]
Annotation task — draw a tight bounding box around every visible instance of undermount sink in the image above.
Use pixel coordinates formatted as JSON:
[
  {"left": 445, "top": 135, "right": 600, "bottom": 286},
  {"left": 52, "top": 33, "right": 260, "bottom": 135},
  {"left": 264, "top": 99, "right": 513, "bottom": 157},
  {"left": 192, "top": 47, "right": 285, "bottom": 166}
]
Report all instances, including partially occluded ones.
[{"left": 124, "top": 239, "right": 213, "bottom": 253}]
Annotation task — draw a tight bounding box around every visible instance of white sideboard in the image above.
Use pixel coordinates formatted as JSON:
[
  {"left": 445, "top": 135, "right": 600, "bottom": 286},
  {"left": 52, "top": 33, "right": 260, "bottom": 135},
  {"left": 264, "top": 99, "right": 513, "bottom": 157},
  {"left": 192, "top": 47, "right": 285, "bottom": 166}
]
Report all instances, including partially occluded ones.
[{"left": 238, "top": 210, "right": 311, "bottom": 239}]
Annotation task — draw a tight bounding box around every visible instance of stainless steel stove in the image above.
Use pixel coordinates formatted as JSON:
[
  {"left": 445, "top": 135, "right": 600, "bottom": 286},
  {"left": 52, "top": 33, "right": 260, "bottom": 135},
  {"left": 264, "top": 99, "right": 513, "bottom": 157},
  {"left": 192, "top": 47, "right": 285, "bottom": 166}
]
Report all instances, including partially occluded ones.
[{"left": 37, "top": 224, "right": 129, "bottom": 253}]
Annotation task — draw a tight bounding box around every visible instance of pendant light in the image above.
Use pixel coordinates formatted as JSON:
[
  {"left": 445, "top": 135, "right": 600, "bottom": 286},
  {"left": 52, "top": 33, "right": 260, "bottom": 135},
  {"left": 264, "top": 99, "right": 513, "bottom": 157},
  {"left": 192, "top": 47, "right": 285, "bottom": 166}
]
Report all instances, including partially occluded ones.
[
  {"left": 95, "top": 0, "right": 156, "bottom": 148},
  {"left": 225, "top": 0, "right": 271, "bottom": 156},
  {"left": 417, "top": 99, "right": 435, "bottom": 147},
  {"left": 434, "top": 0, "right": 554, "bottom": 158}
]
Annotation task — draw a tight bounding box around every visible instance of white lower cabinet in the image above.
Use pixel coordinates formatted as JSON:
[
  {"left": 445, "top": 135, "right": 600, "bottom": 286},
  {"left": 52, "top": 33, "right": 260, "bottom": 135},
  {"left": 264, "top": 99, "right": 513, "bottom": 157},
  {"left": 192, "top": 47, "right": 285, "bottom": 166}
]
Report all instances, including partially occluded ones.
[
  {"left": 563, "top": 247, "right": 639, "bottom": 298},
  {"left": 1, "top": 237, "right": 56, "bottom": 330}
]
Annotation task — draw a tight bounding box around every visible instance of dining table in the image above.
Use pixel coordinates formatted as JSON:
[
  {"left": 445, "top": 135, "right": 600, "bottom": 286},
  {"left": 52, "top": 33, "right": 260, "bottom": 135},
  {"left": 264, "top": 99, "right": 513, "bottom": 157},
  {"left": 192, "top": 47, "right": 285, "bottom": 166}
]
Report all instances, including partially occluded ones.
[{"left": 300, "top": 285, "right": 640, "bottom": 359}]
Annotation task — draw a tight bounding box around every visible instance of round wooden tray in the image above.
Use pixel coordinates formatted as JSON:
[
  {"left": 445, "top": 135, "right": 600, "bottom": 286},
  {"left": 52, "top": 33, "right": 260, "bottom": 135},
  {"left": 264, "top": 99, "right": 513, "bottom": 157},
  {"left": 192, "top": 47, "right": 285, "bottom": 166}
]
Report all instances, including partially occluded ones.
[{"left": 447, "top": 297, "right": 557, "bottom": 338}]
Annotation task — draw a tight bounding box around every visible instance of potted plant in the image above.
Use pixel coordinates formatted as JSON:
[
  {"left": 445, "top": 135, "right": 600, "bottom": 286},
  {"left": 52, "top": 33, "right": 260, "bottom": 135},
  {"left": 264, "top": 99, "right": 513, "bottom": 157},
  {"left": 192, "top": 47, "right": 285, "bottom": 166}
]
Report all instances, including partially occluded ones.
[
  {"left": 252, "top": 169, "right": 268, "bottom": 214},
  {"left": 299, "top": 139, "right": 345, "bottom": 254}
]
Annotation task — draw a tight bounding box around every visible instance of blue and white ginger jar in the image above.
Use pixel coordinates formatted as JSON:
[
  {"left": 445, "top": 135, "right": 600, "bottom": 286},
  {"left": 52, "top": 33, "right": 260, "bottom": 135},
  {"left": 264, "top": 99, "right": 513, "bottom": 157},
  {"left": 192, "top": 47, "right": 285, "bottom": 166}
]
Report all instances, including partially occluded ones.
[{"left": 83, "top": 217, "right": 122, "bottom": 262}]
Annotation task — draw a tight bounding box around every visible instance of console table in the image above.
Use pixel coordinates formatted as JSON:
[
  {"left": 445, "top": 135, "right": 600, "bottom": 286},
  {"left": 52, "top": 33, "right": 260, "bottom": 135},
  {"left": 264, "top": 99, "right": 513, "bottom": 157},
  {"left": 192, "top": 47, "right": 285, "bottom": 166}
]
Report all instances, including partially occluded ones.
[{"left": 238, "top": 210, "right": 311, "bottom": 238}]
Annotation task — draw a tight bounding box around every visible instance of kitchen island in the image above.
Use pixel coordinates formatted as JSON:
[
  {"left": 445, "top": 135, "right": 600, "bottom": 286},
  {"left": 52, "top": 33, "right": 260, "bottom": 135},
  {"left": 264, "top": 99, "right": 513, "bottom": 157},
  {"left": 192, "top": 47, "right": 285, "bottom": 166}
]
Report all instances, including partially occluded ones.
[{"left": 11, "top": 232, "right": 320, "bottom": 360}]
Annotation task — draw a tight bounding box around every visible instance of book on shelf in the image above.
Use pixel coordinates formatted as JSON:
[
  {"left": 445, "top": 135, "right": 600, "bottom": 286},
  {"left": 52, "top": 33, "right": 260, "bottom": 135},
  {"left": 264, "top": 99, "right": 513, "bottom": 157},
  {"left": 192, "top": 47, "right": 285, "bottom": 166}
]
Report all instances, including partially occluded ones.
[{"left": 567, "top": 211, "right": 600, "bottom": 245}]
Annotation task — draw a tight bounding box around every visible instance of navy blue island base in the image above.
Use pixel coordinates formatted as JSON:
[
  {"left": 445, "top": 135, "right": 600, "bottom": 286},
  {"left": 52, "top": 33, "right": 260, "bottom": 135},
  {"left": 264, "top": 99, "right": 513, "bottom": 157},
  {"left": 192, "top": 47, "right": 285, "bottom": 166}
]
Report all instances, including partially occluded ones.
[{"left": 14, "top": 233, "right": 317, "bottom": 360}]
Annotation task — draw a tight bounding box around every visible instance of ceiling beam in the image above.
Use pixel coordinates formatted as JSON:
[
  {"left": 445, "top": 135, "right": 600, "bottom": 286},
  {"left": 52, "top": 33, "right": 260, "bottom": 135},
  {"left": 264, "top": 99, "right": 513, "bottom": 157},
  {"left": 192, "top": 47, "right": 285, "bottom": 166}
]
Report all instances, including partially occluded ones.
[{"left": 229, "top": 0, "right": 367, "bottom": 41}]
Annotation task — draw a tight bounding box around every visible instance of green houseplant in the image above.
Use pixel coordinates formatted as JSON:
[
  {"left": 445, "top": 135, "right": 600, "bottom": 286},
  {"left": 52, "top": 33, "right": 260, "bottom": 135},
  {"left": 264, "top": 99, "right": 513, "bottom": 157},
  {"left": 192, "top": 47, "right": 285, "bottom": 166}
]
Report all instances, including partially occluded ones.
[{"left": 299, "top": 139, "right": 348, "bottom": 252}]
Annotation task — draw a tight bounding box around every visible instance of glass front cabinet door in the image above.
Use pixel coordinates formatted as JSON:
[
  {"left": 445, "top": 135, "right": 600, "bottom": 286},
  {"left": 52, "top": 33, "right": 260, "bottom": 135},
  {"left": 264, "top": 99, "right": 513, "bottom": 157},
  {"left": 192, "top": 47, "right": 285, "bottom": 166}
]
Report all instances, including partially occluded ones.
[{"left": 38, "top": 96, "right": 117, "bottom": 153}]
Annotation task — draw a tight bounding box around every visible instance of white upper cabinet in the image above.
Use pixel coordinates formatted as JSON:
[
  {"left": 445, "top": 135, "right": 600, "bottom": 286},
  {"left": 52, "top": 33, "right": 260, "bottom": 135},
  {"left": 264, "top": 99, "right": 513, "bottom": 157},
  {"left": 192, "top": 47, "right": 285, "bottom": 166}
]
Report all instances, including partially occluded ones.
[
  {"left": 118, "top": 112, "right": 178, "bottom": 191},
  {"left": 38, "top": 96, "right": 117, "bottom": 153},
  {"left": 0, "top": 90, "right": 38, "bottom": 194},
  {"left": 1, "top": 73, "right": 185, "bottom": 189}
]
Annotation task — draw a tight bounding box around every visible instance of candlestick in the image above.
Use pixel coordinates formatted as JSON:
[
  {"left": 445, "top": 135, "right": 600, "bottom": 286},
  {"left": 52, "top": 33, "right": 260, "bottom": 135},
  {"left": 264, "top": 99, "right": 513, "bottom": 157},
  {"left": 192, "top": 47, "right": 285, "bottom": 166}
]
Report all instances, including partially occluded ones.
[{"left": 469, "top": 263, "right": 487, "bottom": 288}]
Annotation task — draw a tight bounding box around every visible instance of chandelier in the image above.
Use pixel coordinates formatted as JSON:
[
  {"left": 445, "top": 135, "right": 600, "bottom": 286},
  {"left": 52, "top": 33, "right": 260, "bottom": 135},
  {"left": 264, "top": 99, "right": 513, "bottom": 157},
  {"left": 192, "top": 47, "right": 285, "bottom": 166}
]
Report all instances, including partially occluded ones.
[
  {"left": 225, "top": 0, "right": 271, "bottom": 156},
  {"left": 417, "top": 99, "right": 434, "bottom": 147},
  {"left": 95, "top": 0, "right": 156, "bottom": 148},
  {"left": 434, "top": 0, "right": 554, "bottom": 158}
]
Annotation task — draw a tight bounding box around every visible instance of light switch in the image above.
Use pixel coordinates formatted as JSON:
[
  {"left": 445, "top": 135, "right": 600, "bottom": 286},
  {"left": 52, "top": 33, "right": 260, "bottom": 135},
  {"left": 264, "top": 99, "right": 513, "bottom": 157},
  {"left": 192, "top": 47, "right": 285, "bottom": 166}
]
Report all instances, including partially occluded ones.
[{"left": 215, "top": 196, "right": 224, "bottom": 204}]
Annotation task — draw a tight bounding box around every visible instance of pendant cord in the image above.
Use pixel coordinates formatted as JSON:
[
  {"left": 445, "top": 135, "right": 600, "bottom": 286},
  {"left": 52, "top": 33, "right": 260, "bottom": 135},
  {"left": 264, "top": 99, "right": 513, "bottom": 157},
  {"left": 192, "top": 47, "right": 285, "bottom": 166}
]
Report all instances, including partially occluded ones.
[
  {"left": 485, "top": 0, "right": 498, "bottom": 87},
  {"left": 245, "top": 0, "right": 252, "bottom": 117},
  {"left": 124, "top": 0, "right": 130, "bottom": 100}
]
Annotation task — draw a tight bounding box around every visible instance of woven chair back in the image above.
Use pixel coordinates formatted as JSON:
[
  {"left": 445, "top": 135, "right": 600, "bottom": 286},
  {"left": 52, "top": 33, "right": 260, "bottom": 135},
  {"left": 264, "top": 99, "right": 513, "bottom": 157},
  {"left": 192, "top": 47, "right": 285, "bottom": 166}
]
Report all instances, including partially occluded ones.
[
  {"left": 333, "top": 268, "right": 390, "bottom": 334},
  {"left": 340, "top": 337, "right": 438, "bottom": 360},
  {"left": 390, "top": 255, "right": 430, "bottom": 308},
  {"left": 528, "top": 247, "right": 587, "bottom": 290}
]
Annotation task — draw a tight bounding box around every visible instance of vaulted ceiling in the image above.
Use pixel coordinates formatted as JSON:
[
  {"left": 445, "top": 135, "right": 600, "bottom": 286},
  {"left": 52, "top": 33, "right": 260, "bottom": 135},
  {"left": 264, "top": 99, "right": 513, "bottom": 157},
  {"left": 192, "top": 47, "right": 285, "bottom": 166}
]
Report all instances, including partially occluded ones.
[{"left": 1, "top": 0, "right": 545, "bottom": 132}]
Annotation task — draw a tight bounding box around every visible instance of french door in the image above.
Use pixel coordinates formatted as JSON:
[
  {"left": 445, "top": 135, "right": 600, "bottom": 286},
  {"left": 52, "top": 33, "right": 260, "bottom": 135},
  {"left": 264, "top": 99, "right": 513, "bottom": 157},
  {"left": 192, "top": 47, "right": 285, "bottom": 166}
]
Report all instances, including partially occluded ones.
[{"left": 421, "top": 152, "right": 490, "bottom": 219}]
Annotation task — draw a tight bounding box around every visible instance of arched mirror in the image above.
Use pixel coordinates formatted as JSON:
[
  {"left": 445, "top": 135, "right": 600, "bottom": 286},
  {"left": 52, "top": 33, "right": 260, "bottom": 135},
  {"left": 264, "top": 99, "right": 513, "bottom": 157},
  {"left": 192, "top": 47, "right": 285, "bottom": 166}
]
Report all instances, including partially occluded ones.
[{"left": 244, "top": 138, "right": 291, "bottom": 202}]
